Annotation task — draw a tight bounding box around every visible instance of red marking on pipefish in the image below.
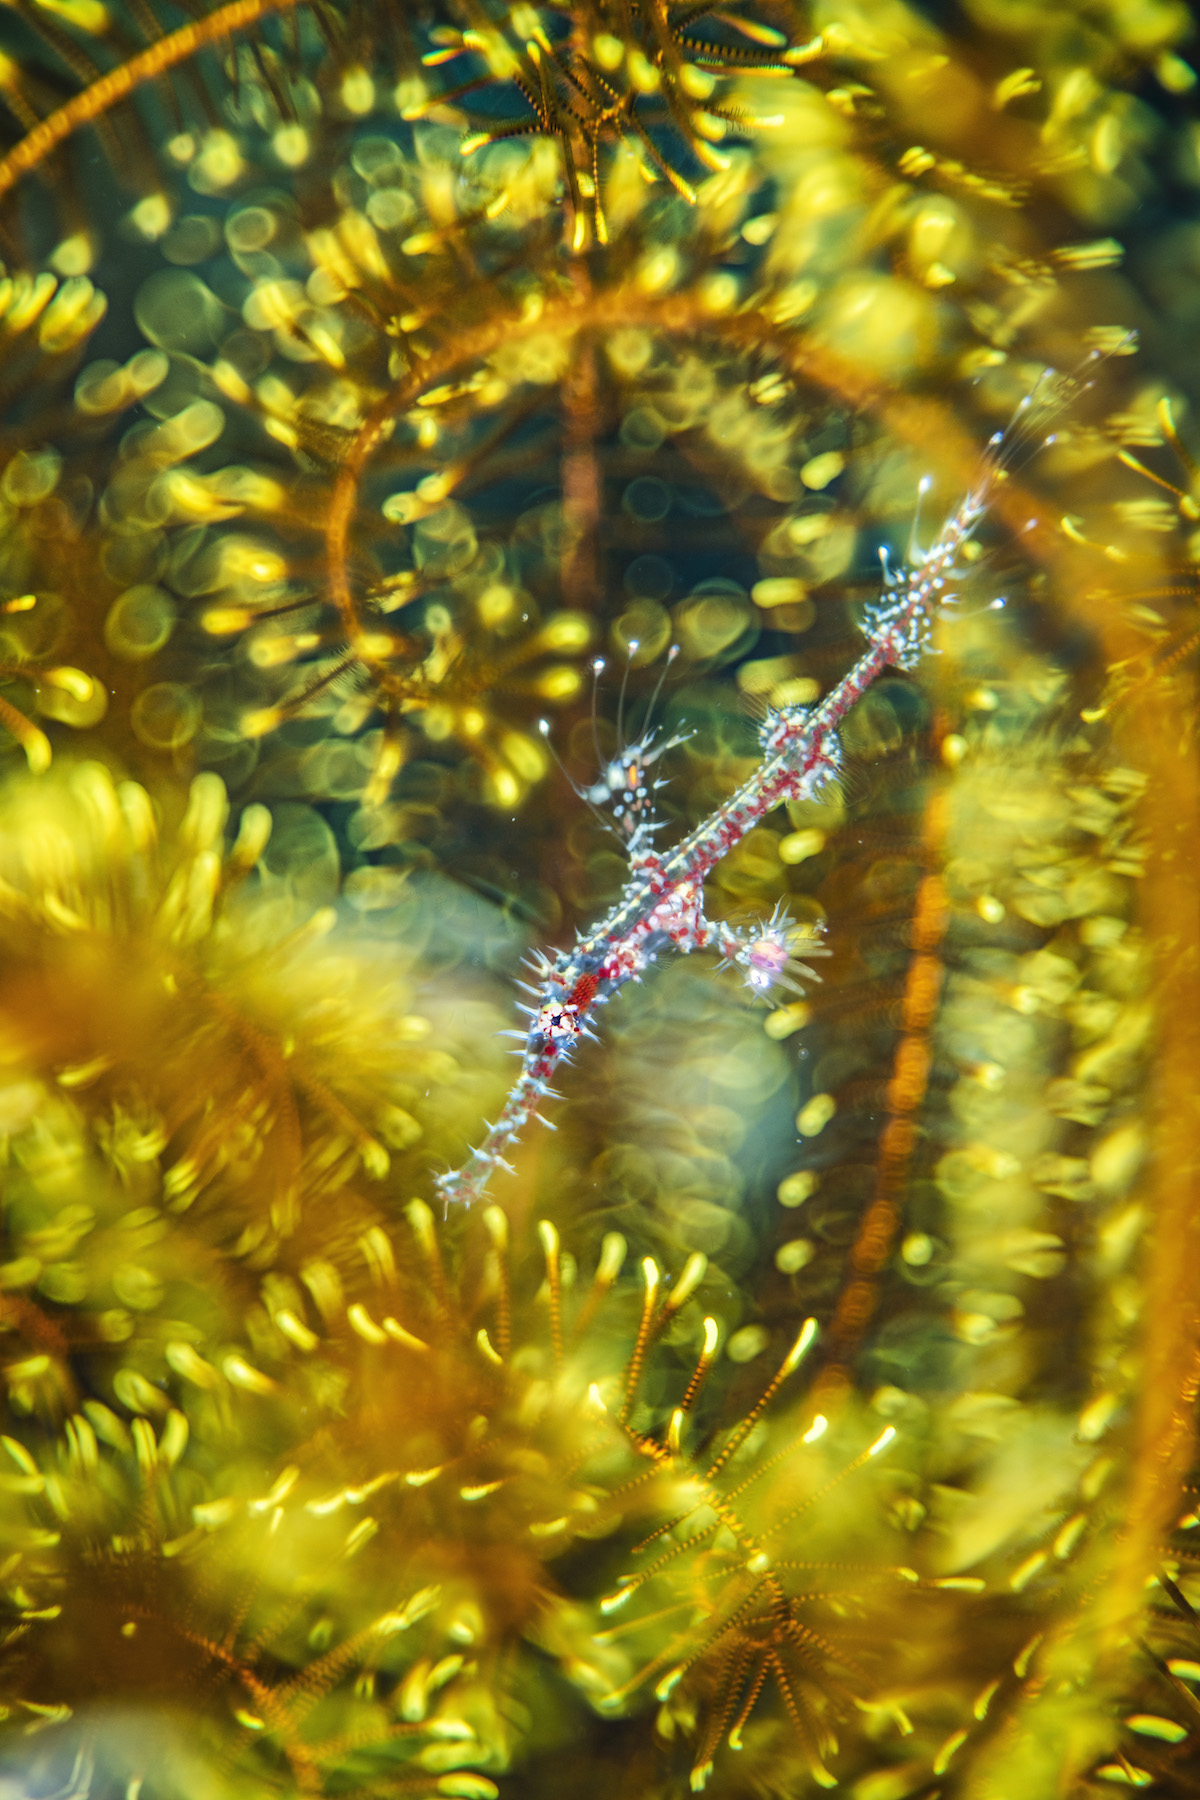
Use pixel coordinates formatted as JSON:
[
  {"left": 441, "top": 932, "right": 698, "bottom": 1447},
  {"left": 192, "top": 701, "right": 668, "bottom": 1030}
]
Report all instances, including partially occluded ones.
[{"left": 568, "top": 971, "right": 600, "bottom": 1011}]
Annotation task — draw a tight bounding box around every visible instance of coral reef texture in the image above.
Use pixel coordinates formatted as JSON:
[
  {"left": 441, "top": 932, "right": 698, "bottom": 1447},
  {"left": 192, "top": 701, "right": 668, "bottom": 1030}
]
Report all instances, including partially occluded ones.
[{"left": 0, "top": 0, "right": 1199, "bottom": 1795}]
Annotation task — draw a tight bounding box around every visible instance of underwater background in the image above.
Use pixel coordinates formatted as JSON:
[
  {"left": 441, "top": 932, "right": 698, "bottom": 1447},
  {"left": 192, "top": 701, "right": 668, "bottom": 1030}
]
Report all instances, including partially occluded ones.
[{"left": 0, "top": 0, "right": 1198, "bottom": 1794}]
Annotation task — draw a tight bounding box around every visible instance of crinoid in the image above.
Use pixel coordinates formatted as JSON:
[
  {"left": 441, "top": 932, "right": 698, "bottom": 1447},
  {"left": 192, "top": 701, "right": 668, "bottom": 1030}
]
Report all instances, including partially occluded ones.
[
  {"left": 0, "top": 1393, "right": 502, "bottom": 1800},
  {"left": 422, "top": 0, "right": 821, "bottom": 247},
  {"left": 0, "top": 0, "right": 1153, "bottom": 835},
  {"left": 1102, "top": 1498, "right": 1200, "bottom": 1797},
  {"left": 0, "top": 759, "right": 515, "bottom": 1429},
  {"left": 582, "top": 1304, "right": 942, "bottom": 1792},
  {"left": 1076, "top": 395, "right": 1200, "bottom": 742},
  {"left": 899, "top": 382, "right": 1200, "bottom": 1800},
  {"left": 0, "top": 261, "right": 111, "bottom": 775},
  {"left": 306, "top": 1201, "right": 980, "bottom": 1796},
  {"left": 0, "top": 1188, "right": 870, "bottom": 1799},
  {"left": 0, "top": 0, "right": 390, "bottom": 242},
  {"left": 0, "top": 8, "right": 1196, "bottom": 1800}
]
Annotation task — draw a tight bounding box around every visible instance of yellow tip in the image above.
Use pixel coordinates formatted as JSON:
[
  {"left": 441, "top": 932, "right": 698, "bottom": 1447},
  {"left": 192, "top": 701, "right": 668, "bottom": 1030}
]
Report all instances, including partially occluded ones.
[
  {"left": 23, "top": 727, "right": 51, "bottom": 775},
  {"left": 45, "top": 666, "right": 93, "bottom": 701},
  {"left": 483, "top": 1205, "right": 509, "bottom": 1250},
  {"left": 655, "top": 1665, "right": 685, "bottom": 1701},
  {"left": 242, "top": 707, "right": 281, "bottom": 738},
  {"left": 781, "top": 1316, "right": 818, "bottom": 1375},
  {"left": 666, "top": 1251, "right": 707, "bottom": 1312},
  {"left": 597, "top": 1231, "right": 627, "bottom": 1283}
]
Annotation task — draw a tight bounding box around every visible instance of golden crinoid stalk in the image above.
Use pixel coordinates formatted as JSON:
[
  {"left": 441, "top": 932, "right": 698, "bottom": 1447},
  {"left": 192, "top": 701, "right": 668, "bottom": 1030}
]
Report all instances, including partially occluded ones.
[{"left": 953, "top": 386, "right": 1200, "bottom": 1799}]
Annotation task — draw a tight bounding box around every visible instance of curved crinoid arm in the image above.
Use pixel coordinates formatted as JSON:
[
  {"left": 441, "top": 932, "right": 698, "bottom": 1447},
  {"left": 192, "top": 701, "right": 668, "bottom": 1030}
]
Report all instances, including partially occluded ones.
[{"left": 0, "top": 0, "right": 313, "bottom": 234}]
